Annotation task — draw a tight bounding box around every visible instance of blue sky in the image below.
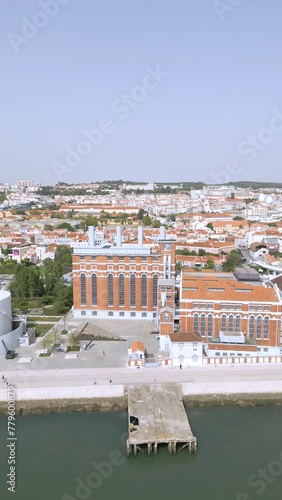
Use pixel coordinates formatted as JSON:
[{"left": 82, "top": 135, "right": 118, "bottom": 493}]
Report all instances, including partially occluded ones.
[{"left": 1, "top": 0, "right": 282, "bottom": 185}]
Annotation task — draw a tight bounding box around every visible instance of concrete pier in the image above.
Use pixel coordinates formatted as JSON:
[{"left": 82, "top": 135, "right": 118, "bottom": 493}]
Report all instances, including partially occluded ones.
[{"left": 127, "top": 383, "right": 197, "bottom": 456}]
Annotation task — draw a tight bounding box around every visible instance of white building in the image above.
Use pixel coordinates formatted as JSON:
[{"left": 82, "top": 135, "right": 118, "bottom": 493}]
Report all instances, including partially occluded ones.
[{"left": 166, "top": 332, "right": 203, "bottom": 366}]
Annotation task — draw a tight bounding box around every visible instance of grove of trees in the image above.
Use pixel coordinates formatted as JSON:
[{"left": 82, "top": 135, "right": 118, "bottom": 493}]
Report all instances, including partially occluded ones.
[{"left": 9, "top": 246, "right": 73, "bottom": 314}]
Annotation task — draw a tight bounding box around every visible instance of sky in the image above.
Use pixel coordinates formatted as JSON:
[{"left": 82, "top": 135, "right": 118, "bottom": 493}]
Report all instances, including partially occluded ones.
[{"left": 1, "top": 0, "right": 282, "bottom": 186}]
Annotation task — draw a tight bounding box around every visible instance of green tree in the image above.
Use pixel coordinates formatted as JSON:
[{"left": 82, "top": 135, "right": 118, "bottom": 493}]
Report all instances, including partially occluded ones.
[
  {"left": 142, "top": 215, "right": 152, "bottom": 226},
  {"left": 205, "top": 258, "right": 215, "bottom": 269},
  {"left": 175, "top": 262, "right": 183, "bottom": 272},
  {"left": 222, "top": 250, "right": 243, "bottom": 271},
  {"left": 198, "top": 249, "right": 206, "bottom": 256},
  {"left": 137, "top": 209, "right": 146, "bottom": 220},
  {"left": 79, "top": 216, "right": 99, "bottom": 230},
  {"left": 57, "top": 222, "right": 75, "bottom": 232},
  {"left": 206, "top": 223, "right": 214, "bottom": 231},
  {"left": 53, "top": 282, "right": 73, "bottom": 314},
  {"left": 152, "top": 220, "right": 161, "bottom": 228}
]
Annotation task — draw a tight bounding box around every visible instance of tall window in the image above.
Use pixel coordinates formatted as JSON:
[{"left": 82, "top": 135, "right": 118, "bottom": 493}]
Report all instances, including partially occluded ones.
[
  {"left": 264, "top": 316, "right": 270, "bottom": 339},
  {"left": 80, "top": 273, "right": 86, "bottom": 306},
  {"left": 141, "top": 274, "right": 147, "bottom": 307},
  {"left": 108, "top": 274, "right": 113, "bottom": 307},
  {"left": 91, "top": 274, "right": 97, "bottom": 306},
  {"left": 256, "top": 315, "right": 262, "bottom": 339},
  {"left": 235, "top": 315, "right": 241, "bottom": 332},
  {"left": 208, "top": 314, "right": 213, "bottom": 337},
  {"left": 194, "top": 313, "right": 199, "bottom": 332},
  {"left": 221, "top": 314, "right": 227, "bottom": 332},
  {"left": 228, "top": 315, "right": 234, "bottom": 332},
  {"left": 249, "top": 315, "right": 255, "bottom": 339},
  {"left": 119, "top": 274, "right": 125, "bottom": 307},
  {"left": 153, "top": 274, "right": 158, "bottom": 308},
  {"left": 130, "top": 274, "right": 136, "bottom": 307},
  {"left": 200, "top": 314, "right": 206, "bottom": 337}
]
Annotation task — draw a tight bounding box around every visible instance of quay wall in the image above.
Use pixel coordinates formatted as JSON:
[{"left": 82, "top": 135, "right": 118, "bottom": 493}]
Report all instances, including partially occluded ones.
[{"left": 2, "top": 381, "right": 282, "bottom": 414}]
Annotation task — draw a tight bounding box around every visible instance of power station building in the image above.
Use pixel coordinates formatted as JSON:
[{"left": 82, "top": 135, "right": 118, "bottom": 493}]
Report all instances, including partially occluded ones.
[{"left": 72, "top": 226, "right": 176, "bottom": 320}]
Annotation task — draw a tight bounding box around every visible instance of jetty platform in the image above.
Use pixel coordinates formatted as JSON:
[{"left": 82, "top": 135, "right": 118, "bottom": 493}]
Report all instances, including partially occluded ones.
[{"left": 127, "top": 383, "right": 197, "bottom": 455}]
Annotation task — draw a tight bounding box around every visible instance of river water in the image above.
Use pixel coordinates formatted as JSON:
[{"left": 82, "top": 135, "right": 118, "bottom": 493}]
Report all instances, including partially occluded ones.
[{"left": 1, "top": 407, "right": 282, "bottom": 500}]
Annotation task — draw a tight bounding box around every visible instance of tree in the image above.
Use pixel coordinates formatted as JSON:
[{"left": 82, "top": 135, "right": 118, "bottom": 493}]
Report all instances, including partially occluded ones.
[
  {"left": 142, "top": 215, "right": 151, "bottom": 226},
  {"left": 152, "top": 220, "right": 161, "bottom": 228},
  {"left": 233, "top": 216, "right": 244, "bottom": 221},
  {"left": 244, "top": 198, "right": 253, "bottom": 205},
  {"left": 167, "top": 213, "right": 176, "bottom": 222},
  {"left": 198, "top": 249, "right": 206, "bottom": 256},
  {"left": 79, "top": 216, "right": 99, "bottom": 230},
  {"left": 222, "top": 250, "right": 243, "bottom": 271},
  {"left": 68, "top": 332, "right": 80, "bottom": 351},
  {"left": 57, "top": 222, "right": 75, "bottom": 232},
  {"left": 206, "top": 223, "right": 214, "bottom": 231},
  {"left": 53, "top": 282, "right": 73, "bottom": 314},
  {"left": 137, "top": 209, "right": 146, "bottom": 220},
  {"left": 205, "top": 258, "right": 215, "bottom": 270},
  {"left": 175, "top": 262, "right": 183, "bottom": 272},
  {"left": 40, "top": 334, "right": 53, "bottom": 354}
]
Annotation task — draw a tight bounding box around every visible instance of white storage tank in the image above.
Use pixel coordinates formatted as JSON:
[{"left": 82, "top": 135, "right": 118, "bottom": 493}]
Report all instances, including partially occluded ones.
[{"left": 0, "top": 290, "right": 12, "bottom": 335}]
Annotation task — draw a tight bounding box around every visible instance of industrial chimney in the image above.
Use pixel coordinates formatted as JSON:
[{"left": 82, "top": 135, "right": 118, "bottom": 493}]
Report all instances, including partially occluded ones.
[
  {"left": 138, "top": 226, "right": 143, "bottom": 247},
  {"left": 88, "top": 226, "right": 95, "bottom": 247}
]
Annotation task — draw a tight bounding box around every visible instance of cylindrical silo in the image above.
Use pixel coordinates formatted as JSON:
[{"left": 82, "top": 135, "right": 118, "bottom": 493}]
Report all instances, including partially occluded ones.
[{"left": 0, "top": 290, "right": 13, "bottom": 335}]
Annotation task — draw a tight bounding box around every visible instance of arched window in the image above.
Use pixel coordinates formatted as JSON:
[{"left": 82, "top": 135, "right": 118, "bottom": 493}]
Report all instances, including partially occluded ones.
[
  {"left": 80, "top": 273, "right": 86, "bottom": 306},
  {"left": 141, "top": 274, "right": 147, "bottom": 307},
  {"left": 249, "top": 315, "right": 255, "bottom": 339},
  {"left": 119, "top": 274, "right": 124, "bottom": 307},
  {"left": 130, "top": 274, "right": 136, "bottom": 307},
  {"left": 235, "top": 315, "right": 241, "bottom": 332},
  {"left": 91, "top": 274, "right": 97, "bottom": 306},
  {"left": 200, "top": 314, "right": 206, "bottom": 337},
  {"left": 153, "top": 274, "right": 158, "bottom": 308},
  {"left": 194, "top": 313, "right": 199, "bottom": 333},
  {"left": 221, "top": 314, "right": 227, "bottom": 332},
  {"left": 264, "top": 316, "right": 270, "bottom": 340},
  {"left": 228, "top": 314, "right": 234, "bottom": 332},
  {"left": 208, "top": 314, "right": 213, "bottom": 337},
  {"left": 108, "top": 274, "right": 113, "bottom": 307},
  {"left": 256, "top": 315, "right": 262, "bottom": 339}
]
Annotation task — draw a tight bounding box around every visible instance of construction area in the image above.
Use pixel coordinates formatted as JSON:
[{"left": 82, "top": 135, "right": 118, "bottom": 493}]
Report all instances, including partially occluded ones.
[{"left": 127, "top": 383, "right": 197, "bottom": 456}]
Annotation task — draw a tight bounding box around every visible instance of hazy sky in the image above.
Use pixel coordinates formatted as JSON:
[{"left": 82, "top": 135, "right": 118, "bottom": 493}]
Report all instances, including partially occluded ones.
[{"left": 1, "top": 0, "right": 282, "bottom": 185}]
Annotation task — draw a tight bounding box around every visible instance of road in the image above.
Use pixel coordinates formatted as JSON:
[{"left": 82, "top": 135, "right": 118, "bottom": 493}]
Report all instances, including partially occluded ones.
[{"left": 1, "top": 363, "right": 282, "bottom": 389}]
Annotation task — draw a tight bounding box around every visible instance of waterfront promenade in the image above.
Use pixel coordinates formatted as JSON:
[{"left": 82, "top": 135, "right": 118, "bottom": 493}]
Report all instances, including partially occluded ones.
[{"left": 1, "top": 364, "right": 282, "bottom": 402}]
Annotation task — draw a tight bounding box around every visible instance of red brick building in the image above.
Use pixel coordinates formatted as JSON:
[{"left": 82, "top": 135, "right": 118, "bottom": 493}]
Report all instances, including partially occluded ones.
[
  {"left": 175, "top": 271, "right": 282, "bottom": 356},
  {"left": 72, "top": 226, "right": 175, "bottom": 320}
]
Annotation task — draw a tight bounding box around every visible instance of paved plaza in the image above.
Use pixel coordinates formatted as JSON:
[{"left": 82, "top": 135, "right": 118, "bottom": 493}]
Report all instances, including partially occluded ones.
[{"left": 0, "top": 318, "right": 159, "bottom": 371}]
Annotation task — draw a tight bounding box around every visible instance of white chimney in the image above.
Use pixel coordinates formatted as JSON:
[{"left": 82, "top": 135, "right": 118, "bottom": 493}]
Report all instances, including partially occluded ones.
[
  {"left": 116, "top": 225, "right": 122, "bottom": 246},
  {"left": 138, "top": 226, "right": 143, "bottom": 247},
  {"left": 88, "top": 226, "right": 95, "bottom": 247},
  {"left": 160, "top": 226, "right": 165, "bottom": 240}
]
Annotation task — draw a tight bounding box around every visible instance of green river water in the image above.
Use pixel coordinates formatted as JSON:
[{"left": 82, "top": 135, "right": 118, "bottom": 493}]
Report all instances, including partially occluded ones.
[{"left": 1, "top": 406, "right": 282, "bottom": 500}]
